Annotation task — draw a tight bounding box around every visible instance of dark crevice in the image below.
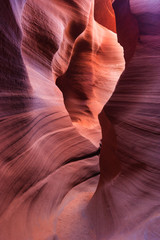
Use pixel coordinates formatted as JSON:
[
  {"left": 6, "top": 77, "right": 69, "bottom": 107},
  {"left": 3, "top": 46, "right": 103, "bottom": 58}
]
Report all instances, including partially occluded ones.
[{"left": 62, "top": 148, "right": 101, "bottom": 166}]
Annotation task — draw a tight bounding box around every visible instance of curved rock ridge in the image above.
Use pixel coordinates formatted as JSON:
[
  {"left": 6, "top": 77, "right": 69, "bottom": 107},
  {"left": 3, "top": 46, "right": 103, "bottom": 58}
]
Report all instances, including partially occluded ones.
[
  {"left": 0, "top": 0, "right": 124, "bottom": 240},
  {"left": 89, "top": 0, "right": 160, "bottom": 239},
  {"left": 22, "top": 0, "right": 124, "bottom": 142},
  {"left": 2, "top": 0, "right": 159, "bottom": 239}
]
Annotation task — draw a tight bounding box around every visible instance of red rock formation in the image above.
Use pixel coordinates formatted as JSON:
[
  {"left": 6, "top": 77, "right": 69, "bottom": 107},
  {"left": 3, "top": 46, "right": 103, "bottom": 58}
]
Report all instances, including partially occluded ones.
[
  {"left": 1, "top": 0, "right": 159, "bottom": 239},
  {"left": 94, "top": 0, "right": 116, "bottom": 32},
  {"left": 89, "top": 0, "right": 160, "bottom": 239},
  {"left": 56, "top": 2, "right": 124, "bottom": 137},
  {"left": 0, "top": 0, "right": 124, "bottom": 239}
]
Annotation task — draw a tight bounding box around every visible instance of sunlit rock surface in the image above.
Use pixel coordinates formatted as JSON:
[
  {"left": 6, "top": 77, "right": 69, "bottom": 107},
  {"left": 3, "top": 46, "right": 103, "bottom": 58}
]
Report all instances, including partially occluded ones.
[
  {"left": 0, "top": 0, "right": 123, "bottom": 239},
  {"left": 0, "top": 0, "right": 159, "bottom": 240}
]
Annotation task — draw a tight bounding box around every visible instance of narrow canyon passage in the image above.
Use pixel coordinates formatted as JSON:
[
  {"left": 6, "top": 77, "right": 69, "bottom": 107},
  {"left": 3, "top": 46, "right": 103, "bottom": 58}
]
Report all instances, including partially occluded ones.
[{"left": 0, "top": 0, "right": 160, "bottom": 240}]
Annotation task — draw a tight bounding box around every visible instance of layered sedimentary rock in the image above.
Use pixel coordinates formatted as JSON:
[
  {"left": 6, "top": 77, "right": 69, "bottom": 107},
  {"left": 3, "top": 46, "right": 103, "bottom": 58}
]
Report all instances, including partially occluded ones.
[
  {"left": 1, "top": 0, "right": 159, "bottom": 240},
  {"left": 0, "top": 0, "right": 123, "bottom": 239},
  {"left": 89, "top": 0, "right": 160, "bottom": 240}
]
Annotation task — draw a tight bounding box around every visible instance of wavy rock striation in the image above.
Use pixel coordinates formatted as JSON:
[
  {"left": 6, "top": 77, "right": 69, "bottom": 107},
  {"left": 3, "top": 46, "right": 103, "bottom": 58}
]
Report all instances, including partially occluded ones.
[
  {"left": 89, "top": 0, "right": 160, "bottom": 240},
  {"left": 0, "top": 0, "right": 123, "bottom": 239},
  {"left": 1, "top": 0, "right": 159, "bottom": 240}
]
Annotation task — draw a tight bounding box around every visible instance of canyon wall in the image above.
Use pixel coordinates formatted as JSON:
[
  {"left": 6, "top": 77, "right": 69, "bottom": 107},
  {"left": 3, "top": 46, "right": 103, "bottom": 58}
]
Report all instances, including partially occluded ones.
[
  {"left": 0, "top": 0, "right": 160, "bottom": 240},
  {"left": 89, "top": 0, "right": 160, "bottom": 239}
]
